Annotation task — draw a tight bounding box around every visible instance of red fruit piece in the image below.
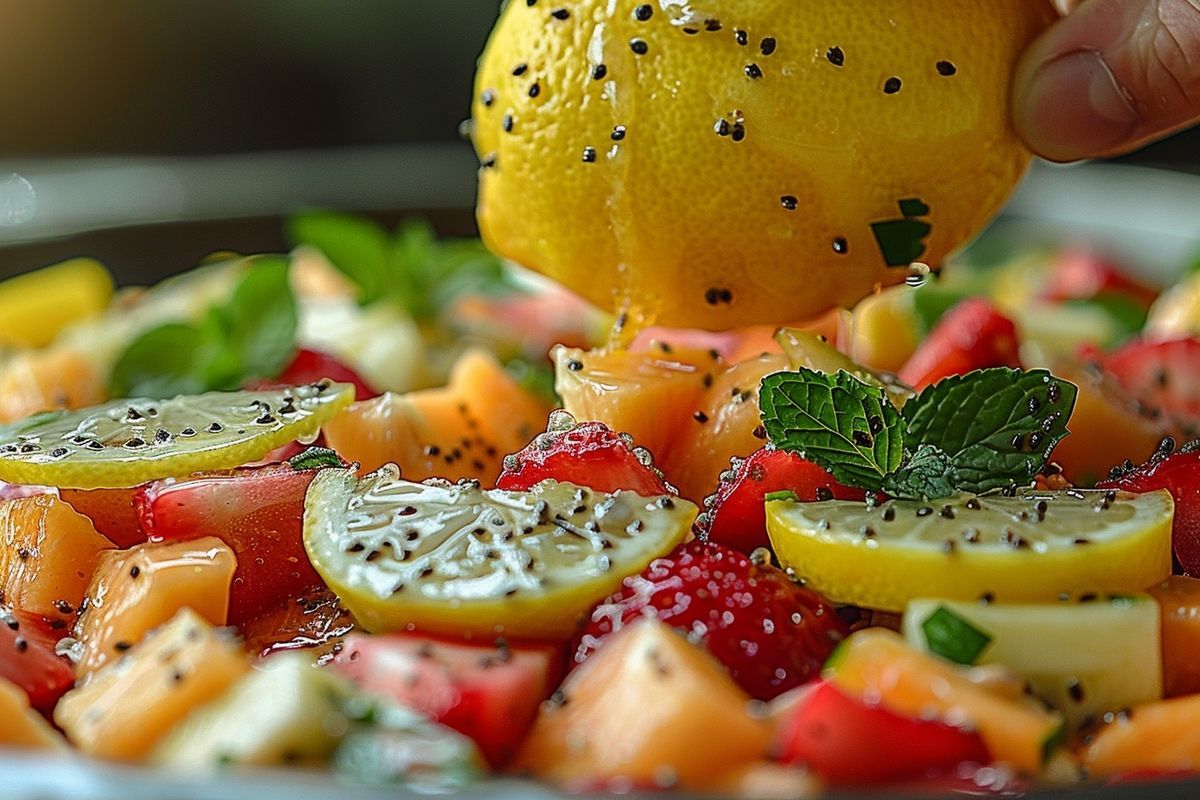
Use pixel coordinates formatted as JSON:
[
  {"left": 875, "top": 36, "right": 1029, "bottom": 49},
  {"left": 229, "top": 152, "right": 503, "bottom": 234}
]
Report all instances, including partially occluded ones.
[
  {"left": 899, "top": 298, "right": 1021, "bottom": 390},
  {"left": 496, "top": 416, "right": 673, "bottom": 496},
  {"left": 240, "top": 588, "right": 355, "bottom": 665},
  {"left": 575, "top": 540, "right": 846, "bottom": 700},
  {"left": 0, "top": 606, "right": 74, "bottom": 713},
  {"left": 59, "top": 487, "right": 146, "bottom": 548},
  {"left": 1042, "top": 248, "right": 1158, "bottom": 309},
  {"left": 275, "top": 348, "right": 378, "bottom": 401},
  {"left": 135, "top": 459, "right": 330, "bottom": 625},
  {"left": 1099, "top": 439, "right": 1200, "bottom": 574},
  {"left": 1095, "top": 337, "right": 1200, "bottom": 441},
  {"left": 775, "top": 681, "right": 990, "bottom": 786},
  {"left": 331, "top": 632, "right": 563, "bottom": 768},
  {"left": 697, "top": 448, "right": 865, "bottom": 554}
]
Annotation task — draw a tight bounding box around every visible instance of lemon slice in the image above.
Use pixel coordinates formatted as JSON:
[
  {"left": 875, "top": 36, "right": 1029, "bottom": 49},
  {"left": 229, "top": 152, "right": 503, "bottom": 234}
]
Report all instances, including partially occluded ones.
[
  {"left": 767, "top": 490, "right": 1173, "bottom": 612},
  {"left": 303, "top": 467, "right": 695, "bottom": 639},
  {"left": 0, "top": 382, "right": 354, "bottom": 489}
]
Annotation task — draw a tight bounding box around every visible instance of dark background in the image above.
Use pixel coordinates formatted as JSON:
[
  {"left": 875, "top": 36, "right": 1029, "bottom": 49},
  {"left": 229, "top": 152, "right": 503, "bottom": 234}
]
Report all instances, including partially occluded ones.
[
  {"left": 1, "top": 0, "right": 1194, "bottom": 165},
  {"left": 0, "top": 1, "right": 1195, "bottom": 282}
]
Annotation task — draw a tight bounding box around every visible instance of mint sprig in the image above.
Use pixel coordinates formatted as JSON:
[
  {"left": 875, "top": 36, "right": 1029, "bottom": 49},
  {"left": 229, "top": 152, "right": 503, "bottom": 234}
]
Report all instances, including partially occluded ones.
[
  {"left": 759, "top": 367, "right": 1078, "bottom": 501},
  {"left": 288, "top": 212, "right": 515, "bottom": 321},
  {"left": 759, "top": 370, "right": 905, "bottom": 492},
  {"left": 110, "top": 256, "right": 297, "bottom": 399}
]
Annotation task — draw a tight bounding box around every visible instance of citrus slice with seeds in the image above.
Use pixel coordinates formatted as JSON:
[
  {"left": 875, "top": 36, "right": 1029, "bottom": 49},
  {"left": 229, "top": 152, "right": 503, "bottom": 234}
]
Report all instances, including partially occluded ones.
[
  {"left": 303, "top": 466, "right": 695, "bottom": 639},
  {"left": 767, "top": 489, "right": 1174, "bottom": 612},
  {"left": 0, "top": 382, "right": 354, "bottom": 489}
]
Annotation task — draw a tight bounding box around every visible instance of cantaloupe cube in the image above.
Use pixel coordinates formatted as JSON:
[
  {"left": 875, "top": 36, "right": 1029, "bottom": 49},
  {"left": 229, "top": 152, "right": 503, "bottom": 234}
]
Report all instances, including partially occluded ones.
[
  {"left": 55, "top": 608, "right": 247, "bottom": 761},
  {"left": 0, "top": 676, "right": 66, "bottom": 750},
  {"left": 513, "top": 619, "right": 771, "bottom": 790},
  {"left": 0, "top": 494, "right": 113, "bottom": 621},
  {"left": 74, "top": 537, "right": 236, "bottom": 675}
]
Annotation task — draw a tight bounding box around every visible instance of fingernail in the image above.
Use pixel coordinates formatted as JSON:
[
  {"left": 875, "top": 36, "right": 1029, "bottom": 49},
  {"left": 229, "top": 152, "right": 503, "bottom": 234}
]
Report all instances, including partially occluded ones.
[{"left": 1018, "top": 50, "right": 1139, "bottom": 161}]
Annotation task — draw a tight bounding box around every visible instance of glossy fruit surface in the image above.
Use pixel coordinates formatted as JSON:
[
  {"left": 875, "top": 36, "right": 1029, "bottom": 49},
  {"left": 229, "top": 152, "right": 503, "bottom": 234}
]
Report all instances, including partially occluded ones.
[
  {"left": 473, "top": 0, "right": 1052, "bottom": 328},
  {"left": 574, "top": 540, "right": 846, "bottom": 700}
]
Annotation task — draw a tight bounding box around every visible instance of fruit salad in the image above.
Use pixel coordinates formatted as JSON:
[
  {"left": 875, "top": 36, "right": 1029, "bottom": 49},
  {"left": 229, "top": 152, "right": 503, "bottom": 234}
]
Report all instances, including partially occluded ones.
[{"left": 5, "top": 1, "right": 1200, "bottom": 797}]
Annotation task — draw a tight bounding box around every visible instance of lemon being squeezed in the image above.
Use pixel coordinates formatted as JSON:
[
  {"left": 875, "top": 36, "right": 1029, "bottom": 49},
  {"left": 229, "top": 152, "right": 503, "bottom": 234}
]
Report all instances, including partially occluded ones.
[{"left": 472, "top": 0, "right": 1055, "bottom": 329}]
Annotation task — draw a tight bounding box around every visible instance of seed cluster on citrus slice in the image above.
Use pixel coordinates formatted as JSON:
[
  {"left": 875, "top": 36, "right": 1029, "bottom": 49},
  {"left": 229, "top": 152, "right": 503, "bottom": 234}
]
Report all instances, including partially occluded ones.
[
  {"left": 472, "top": 0, "right": 1055, "bottom": 329},
  {"left": 767, "top": 489, "right": 1174, "bottom": 612},
  {"left": 0, "top": 382, "right": 354, "bottom": 489},
  {"left": 303, "top": 466, "right": 695, "bottom": 639}
]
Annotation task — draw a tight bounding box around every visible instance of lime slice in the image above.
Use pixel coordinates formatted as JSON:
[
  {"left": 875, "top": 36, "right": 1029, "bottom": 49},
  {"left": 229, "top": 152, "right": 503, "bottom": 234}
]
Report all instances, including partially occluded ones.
[
  {"left": 303, "top": 467, "right": 695, "bottom": 639},
  {"left": 767, "top": 489, "right": 1173, "bottom": 612},
  {"left": 0, "top": 382, "right": 354, "bottom": 489}
]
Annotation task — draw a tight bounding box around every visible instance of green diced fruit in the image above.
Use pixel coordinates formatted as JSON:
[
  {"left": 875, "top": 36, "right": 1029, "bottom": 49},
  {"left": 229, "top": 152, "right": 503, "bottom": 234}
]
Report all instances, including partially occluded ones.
[
  {"left": 903, "top": 598, "right": 1162, "bottom": 728},
  {"left": 151, "top": 653, "right": 353, "bottom": 770},
  {"left": 336, "top": 696, "right": 485, "bottom": 791}
]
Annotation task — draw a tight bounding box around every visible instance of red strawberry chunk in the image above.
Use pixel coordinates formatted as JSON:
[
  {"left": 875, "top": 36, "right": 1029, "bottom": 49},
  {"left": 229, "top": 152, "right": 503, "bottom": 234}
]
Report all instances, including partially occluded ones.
[
  {"left": 574, "top": 541, "right": 846, "bottom": 700},
  {"left": 332, "top": 633, "right": 563, "bottom": 767},
  {"left": 256, "top": 348, "right": 378, "bottom": 401},
  {"left": 135, "top": 461, "right": 326, "bottom": 625},
  {"left": 899, "top": 298, "right": 1021, "bottom": 390},
  {"left": 1095, "top": 337, "right": 1200, "bottom": 441},
  {"left": 0, "top": 606, "right": 74, "bottom": 713},
  {"left": 697, "top": 448, "right": 865, "bottom": 553},
  {"left": 497, "top": 419, "right": 673, "bottom": 496},
  {"left": 775, "top": 681, "right": 990, "bottom": 785},
  {"left": 1099, "top": 440, "right": 1200, "bottom": 574}
]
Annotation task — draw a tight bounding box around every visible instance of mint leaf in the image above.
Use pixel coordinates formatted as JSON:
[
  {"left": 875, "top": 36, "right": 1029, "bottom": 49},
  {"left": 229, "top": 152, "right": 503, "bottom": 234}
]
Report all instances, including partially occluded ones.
[
  {"left": 224, "top": 255, "right": 297, "bottom": 381},
  {"left": 881, "top": 444, "right": 957, "bottom": 501},
  {"left": 289, "top": 214, "right": 514, "bottom": 322},
  {"left": 288, "top": 447, "right": 344, "bottom": 471},
  {"left": 921, "top": 606, "right": 992, "bottom": 665},
  {"left": 760, "top": 369, "right": 905, "bottom": 492},
  {"left": 110, "top": 258, "right": 298, "bottom": 399},
  {"left": 288, "top": 211, "right": 389, "bottom": 304},
  {"left": 901, "top": 368, "right": 1077, "bottom": 493}
]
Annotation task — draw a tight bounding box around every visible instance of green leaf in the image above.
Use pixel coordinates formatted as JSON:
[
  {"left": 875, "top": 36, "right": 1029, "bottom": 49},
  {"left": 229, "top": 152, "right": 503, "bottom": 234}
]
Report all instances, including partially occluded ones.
[
  {"left": 1063, "top": 294, "right": 1147, "bottom": 347},
  {"left": 759, "top": 369, "right": 905, "bottom": 492},
  {"left": 288, "top": 211, "right": 390, "bottom": 304},
  {"left": 504, "top": 358, "right": 560, "bottom": 407},
  {"left": 225, "top": 256, "right": 297, "bottom": 381},
  {"left": 109, "top": 258, "right": 299, "bottom": 399},
  {"left": 920, "top": 606, "right": 992, "bottom": 666},
  {"left": 901, "top": 368, "right": 1078, "bottom": 494},
  {"left": 110, "top": 321, "right": 227, "bottom": 398},
  {"left": 288, "top": 446, "right": 344, "bottom": 471},
  {"left": 764, "top": 489, "right": 799, "bottom": 502},
  {"left": 881, "top": 444, "right": 957, "bottom": 501}
]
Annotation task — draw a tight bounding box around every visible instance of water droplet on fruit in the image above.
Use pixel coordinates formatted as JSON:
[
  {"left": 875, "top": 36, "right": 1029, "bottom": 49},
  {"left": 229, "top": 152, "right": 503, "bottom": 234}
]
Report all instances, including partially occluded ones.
[{"left": 905, "top": 261, "right": 931, "bottom": 287}]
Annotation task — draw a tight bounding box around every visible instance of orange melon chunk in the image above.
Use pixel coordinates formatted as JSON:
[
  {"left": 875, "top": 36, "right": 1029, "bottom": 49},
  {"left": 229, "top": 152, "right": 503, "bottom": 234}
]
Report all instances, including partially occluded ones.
[
  {"left": 74, "top": 537, "right": 236, "bottom": 675},
  {"left": 324, "top": 348, "right": 549, "bottom": 483},
  {"left": 0, "top": 676, "right": 66, "bottom": 749},
  {"left": 1147, "top": 576, "right": 1200, "bottom": 698},
  {"left": 0, "top": 348, "right": 105, "bottom": 424},
  {"left": 55, "top": 608, "right": 247, "bottom": 762},
  {"left": 0, "top": 494, "right": 114, "bottom": 621},
  {"left": 1083, "top": 695, "right": 1200, "bottom": 778},
  {"left": 513, "top": 619, "right": 772, "bottom": 790},
  {"left": 826, "top": 628, "right": 1063, "bottom": 774}
]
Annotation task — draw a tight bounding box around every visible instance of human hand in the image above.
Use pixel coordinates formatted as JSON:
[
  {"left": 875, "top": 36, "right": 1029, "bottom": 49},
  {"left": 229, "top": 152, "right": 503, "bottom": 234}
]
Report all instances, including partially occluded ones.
[{"left": 1013, "top": 0, "right": 1200, "bottom": 161}]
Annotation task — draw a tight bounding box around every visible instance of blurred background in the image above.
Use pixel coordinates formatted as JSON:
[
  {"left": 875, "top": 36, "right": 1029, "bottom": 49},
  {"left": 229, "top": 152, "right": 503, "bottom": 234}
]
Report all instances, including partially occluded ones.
[{"left": 0, "top": 0, "right": 1197, "bottom": 283}]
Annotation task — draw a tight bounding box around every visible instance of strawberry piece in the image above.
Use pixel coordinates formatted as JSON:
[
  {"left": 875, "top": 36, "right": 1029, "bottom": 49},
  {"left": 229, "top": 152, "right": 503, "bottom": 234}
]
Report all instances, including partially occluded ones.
[
  {"left": 332, "top": 633, "right": 563, "bottom": 767},
  {"left": 0, "top": 606, "right": 74, "bottom": 713},
  {"left": 1099, "top": 439, "right": 1200, "bottom": 574},
  {"left": 775, "top": 681, "right": 990, "bottom": 785},
  {"left": 135, "top": 459, "right": 331, "bottom": 625},
  {"left": 899, "top": 298, "right": 1021, "bottom": 390},
  {"left": 1042, "top": 248, "right": 1157, "bottom": 309},
  {"left": 574, "top": 540, "right": 846, "bottom": 700},
  {"left": 271, "top": 348, "right": 378, "bottom": 401},
  {"left": 1094, "top": 337, "right": 1200, "bottom": 441},
  {"left": 697, "top": 448, "right": 865, "bottom": 554},
  {"left": 497, "top": 418, "right": 673, "bottom": 496}
]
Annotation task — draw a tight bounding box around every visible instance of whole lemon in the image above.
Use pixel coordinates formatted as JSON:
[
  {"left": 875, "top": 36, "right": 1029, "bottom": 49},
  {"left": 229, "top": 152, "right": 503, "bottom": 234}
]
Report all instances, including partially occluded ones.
[{"left": 471, "top": 1, "right": 1056, "bottom": 329}]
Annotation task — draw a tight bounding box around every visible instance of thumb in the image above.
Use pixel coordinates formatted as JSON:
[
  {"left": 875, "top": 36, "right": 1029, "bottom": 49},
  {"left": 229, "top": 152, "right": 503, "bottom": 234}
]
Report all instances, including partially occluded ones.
[{"left": 1013, "top": 0, "right": 1200, "bottom": 162}]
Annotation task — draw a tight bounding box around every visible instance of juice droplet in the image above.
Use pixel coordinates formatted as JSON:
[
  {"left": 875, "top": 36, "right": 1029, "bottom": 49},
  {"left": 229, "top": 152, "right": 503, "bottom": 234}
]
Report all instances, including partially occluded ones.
[{"left": 905, "top": 261, "right": 932, "bottom": 287}]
